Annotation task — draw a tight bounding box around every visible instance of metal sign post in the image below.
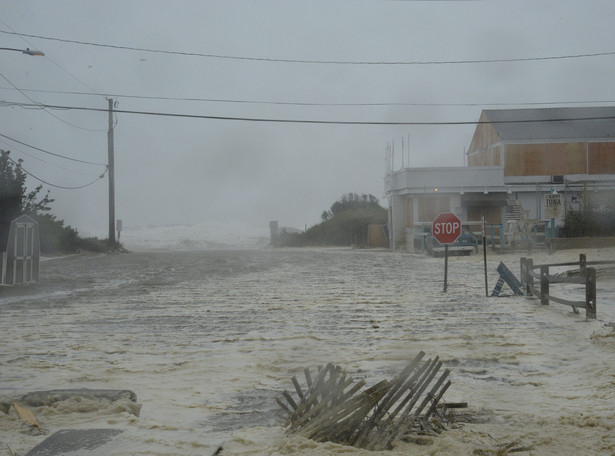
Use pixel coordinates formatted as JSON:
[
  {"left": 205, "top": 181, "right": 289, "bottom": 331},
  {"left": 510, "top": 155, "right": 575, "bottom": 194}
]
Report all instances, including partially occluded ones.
[
  {"left": 483, "top": 217, "right": 488, "bottom": 297},
  {"left": 116, "top": 219, "right": 123, "bottom": 243},
  {"left": 443, "top": 245, "right": 449, "bottom": 292},
  {"left": 432, "top": 213, "right": 462, "bottom": 293}
]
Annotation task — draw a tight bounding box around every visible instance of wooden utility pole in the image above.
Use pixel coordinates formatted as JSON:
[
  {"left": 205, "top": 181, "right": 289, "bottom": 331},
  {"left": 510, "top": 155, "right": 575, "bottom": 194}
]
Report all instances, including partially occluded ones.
[
  {"left": 483, "top": 217, "right": 488, "bottom": 297},
  {"left": 107, "top": 98, "right": 116, "bottom": 245}
]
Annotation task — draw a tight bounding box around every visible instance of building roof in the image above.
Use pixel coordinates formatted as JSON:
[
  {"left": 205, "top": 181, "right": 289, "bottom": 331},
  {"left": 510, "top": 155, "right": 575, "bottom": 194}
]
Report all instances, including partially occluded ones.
[{"left": 483, "top": 106, "right": 615, "bottom": 142}]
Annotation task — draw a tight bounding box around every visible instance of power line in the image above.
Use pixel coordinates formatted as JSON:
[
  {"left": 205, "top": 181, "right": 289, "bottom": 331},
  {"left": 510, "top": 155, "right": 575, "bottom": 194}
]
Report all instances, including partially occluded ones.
[
  {"left": 0, "top": 138, "right": 104, "bottom": 176},
  {"left": 2, "top": 28, "right": 615, "bottom": 65},
  {"left": 0, "top": 132, "right": 107, "bottom": 166},
  {"left": 0, "top": 19, "right": 100, "bottom": 94},
  {"left": 0, "top": 19, "right": 105, "bottom": 132},
  {"left": 2, "top": 85, "right": 615, "bottom": 109},
  {"left": 3, "top": 152, "right": 107, "bottom": 189},
  {"left": 0, "top": 70, "right": 104, "bottom": 132},
  {"left": 3, "top": 100, "right": 615, "bottom": 126}
]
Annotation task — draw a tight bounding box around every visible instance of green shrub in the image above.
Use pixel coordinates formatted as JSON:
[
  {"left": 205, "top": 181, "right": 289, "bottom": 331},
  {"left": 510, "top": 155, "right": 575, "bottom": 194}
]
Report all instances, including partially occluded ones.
[
  {"left": 561, "top": 206, "right": 615, "bottom": 237},
  {"left": 278, "top": 193, "right": 388, "bottom": 247}
]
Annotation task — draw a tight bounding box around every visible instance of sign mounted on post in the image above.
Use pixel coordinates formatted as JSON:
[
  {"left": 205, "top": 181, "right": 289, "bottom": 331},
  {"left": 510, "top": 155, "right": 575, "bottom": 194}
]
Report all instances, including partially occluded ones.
[
  {"left": 432, "top": 212, "right": 462, "bottom": 245},
  {"left": 432, "top": 212, "right": 462, "bottom": 293},
  {"left": 544, "top": 193, "right": 562, "bottom": 219}
]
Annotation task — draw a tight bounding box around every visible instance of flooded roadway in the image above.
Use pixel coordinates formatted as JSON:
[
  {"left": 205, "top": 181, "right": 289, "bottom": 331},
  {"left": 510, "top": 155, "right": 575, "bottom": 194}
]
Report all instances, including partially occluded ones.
[{"left": 1, "top": 246, "right": 614, "bottom": 455}]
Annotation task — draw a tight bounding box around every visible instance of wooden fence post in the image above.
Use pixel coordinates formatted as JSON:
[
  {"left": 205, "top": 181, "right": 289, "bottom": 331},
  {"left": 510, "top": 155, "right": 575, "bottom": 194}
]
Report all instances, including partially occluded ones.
[
  {"left": 491, "top": 225, "right": 495, "bottom": 249},
  {"left": 579, "top": 254, "right": 587, "bottom": 277},
  {"left": 585, "top": 267, "right": 596, "bottom": 319},
  {"left": 540, "top": 265, "right": 549, "bottom": 305},
  {"left": 526, "top": 258, "right": 533, "bottom": 296},
  {"left": 499, "top": 224, "right": 504, "bottom": 250}
]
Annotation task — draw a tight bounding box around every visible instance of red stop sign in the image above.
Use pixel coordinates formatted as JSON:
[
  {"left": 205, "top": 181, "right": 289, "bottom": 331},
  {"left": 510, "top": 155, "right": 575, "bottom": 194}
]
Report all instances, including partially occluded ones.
[{"left": 432, "top": 212, "right": 462, "bottom": 244}]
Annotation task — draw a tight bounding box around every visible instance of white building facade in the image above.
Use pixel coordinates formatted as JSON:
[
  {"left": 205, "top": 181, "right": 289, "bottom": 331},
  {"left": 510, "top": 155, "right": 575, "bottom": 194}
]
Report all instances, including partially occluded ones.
[{"left": 386, "top": 107, "right": 615, "bottom": 251}]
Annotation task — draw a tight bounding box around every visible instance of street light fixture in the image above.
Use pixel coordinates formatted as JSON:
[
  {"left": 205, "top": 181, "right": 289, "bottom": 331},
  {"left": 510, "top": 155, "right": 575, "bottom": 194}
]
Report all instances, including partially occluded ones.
[{"left": 0, "top": 47, "right": 45, "bottom": 56}]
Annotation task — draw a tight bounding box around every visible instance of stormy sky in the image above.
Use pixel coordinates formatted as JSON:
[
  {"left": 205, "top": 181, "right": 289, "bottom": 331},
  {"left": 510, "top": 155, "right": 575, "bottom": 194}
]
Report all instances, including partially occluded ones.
[{"left": 1, "top": 1, "right": 614, "bottom": 237}]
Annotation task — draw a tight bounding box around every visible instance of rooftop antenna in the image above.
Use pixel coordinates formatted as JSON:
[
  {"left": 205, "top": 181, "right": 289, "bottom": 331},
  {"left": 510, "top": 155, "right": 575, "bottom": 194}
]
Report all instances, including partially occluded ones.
[
  {"left": 407, "top": 133, "right": 410, "bottom": 167},
  {"left": 385, "top": 143, "right": 391, "bottom": 174},
  {"left": 392, "top": 140, "right": 395, "bottom": 171}
]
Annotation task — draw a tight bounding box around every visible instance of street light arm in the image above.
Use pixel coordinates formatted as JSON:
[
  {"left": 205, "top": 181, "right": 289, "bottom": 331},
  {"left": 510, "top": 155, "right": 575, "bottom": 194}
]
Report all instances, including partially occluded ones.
[{"left": 0, "top": 47, "right": 45, "bottom": 56}]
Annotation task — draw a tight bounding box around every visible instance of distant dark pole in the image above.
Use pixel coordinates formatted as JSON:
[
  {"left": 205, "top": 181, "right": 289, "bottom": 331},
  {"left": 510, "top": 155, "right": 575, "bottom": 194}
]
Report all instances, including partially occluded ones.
[
  {"left": 586, "top": 267, "right": 596, "bottom": 319},
  {"left": 483, "top": 217, "right": 488, "bottom": 297},
  {"left": 108, "top": 98, "right": 116, "bottom": 245},
  {"left": 443, "top": 245, "right": 448, "bottom": 293}
]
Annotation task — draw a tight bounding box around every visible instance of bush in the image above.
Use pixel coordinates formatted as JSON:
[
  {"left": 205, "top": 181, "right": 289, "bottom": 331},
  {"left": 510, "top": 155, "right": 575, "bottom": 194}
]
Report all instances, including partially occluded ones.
[
  {"left": 33, "top": 213, "right": 118, "bottom": 253},
  {"left": 561, "top": 206, "right": 615, "bottom": 237},
  {"left": 1, "top": 150, "right": 119, "bottom": 254},
  {"left": 278, "top": 193, "right": 388, "bottom": 247}
]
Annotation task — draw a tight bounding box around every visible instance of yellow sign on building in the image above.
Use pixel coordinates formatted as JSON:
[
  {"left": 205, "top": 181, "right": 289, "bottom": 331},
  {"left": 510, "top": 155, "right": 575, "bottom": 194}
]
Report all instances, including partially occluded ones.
[{"left": 545, "top": 193, "right": 562, "bottom": 219}]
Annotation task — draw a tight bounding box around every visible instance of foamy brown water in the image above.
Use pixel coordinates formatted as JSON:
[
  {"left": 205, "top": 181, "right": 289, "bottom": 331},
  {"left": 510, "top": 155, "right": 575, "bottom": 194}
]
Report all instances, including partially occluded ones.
[{"left": 1, "top": 247, "right": 614, "bottom": 455}]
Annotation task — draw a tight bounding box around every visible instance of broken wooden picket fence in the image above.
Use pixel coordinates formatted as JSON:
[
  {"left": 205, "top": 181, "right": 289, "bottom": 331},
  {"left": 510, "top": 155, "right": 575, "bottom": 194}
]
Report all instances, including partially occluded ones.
[
  {"left": 276, "top": 351, "right": 457, "bottom": 451},
  {"left": 519, "top": 253, "right": 615, "bottom": 319}
]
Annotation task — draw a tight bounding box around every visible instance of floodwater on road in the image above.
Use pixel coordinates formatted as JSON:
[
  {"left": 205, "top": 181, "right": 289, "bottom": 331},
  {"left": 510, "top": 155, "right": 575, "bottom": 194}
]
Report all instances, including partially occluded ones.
[{"left": 1, "top": 246, "right": 614, "bottom": 455}]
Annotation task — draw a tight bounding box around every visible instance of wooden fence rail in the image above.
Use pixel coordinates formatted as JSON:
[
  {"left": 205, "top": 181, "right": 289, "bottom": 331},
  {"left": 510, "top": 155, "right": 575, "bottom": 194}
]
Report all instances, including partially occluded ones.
[{"left": 519, "top": 254, "right": 607, "bottom": 319}]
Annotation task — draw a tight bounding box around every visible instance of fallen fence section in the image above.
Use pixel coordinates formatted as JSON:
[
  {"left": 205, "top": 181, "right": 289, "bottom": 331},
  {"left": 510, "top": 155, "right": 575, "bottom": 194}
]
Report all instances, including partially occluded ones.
[
  {"left": 519, "top": 254, "right": 607, "bottom": 319},
  {"left": 491, "top": 262, "right": 524, "bottom": 297},
  {"left": 276, "top": 351, "right": 459, "bottom": 451}
]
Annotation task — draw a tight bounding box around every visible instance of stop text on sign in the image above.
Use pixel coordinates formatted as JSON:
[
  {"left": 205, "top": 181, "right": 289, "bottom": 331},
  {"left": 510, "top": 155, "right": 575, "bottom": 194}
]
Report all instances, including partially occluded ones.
[
  {"left": 433, "top": 221, "right": 460, "bottom": 235},
  {"left": 432, "top": 212, "right": 462, "bottom": 244}
]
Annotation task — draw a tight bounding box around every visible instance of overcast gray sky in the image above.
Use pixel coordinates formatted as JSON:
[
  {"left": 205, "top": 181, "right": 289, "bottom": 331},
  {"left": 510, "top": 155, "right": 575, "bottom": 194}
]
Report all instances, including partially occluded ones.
[{"left": 1, "top": 0, "right": 614, "bottom": 237}]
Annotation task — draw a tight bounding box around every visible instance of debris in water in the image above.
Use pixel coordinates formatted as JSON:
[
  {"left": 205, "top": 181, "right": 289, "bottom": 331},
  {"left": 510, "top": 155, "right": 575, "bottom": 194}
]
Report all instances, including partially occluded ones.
[
  {"left": 11, "top": 402, "right": 43, "bottom": 434},
  {"left": 18, "top": 388, "right": 138, "bottom": 407},
  {"left": 24, "top": 428, "right": 124, "bottom": 455},
  {"left": 276, "top": 351, "right": 459, "bottom": 450},
  {"left": 472, "top": 439, "right": 533, "bottom": 455}
]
